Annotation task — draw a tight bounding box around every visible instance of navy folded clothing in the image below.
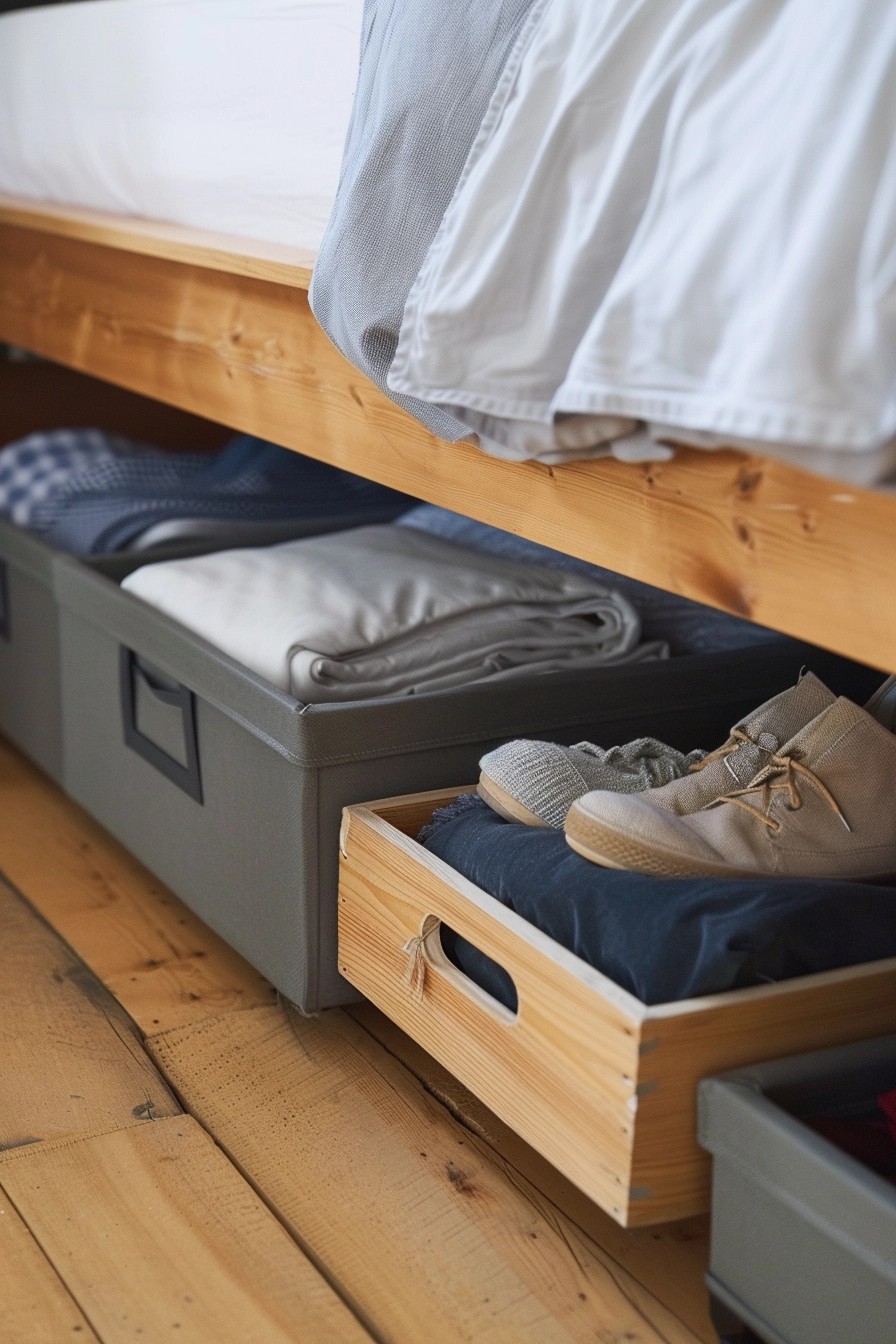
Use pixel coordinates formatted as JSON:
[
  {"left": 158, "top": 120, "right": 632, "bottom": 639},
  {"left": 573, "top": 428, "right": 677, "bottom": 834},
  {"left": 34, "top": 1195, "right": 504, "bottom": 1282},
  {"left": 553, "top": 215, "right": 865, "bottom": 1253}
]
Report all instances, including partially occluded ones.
[
  {"left": 26, "top": 433, "right": 414, "bottom": 553},
  {"left": 418, "top": 793, "right": 896, "bottom": 1007},
  {"left": 396, "top": 504, "right": 778, "bottom": 655}
]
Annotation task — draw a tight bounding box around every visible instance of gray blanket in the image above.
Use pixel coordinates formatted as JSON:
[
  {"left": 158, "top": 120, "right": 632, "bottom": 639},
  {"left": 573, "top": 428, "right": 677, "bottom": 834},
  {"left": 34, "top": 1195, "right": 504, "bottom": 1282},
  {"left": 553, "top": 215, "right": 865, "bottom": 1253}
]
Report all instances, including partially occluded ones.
[
  {"left": 121, "top": 523, "right": 663, "bottom": 702},
  {"left": 309, "top": 0, "right": 539, "bottom": 440}
]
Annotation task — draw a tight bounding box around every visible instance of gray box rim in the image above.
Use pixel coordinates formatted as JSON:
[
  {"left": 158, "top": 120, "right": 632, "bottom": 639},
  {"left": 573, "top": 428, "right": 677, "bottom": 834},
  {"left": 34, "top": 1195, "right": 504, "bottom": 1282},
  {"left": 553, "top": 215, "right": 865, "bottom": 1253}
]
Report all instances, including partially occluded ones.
[{"left": 699, "top": 1035, "right": 896, "bottom": 1344}]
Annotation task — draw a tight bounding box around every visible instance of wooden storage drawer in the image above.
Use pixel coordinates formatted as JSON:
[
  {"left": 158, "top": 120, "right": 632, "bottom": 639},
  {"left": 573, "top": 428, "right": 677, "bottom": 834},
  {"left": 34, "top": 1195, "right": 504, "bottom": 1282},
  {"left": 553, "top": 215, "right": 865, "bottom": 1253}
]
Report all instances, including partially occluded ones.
[{"left": 338, "top": 788, "right": 896, "bottom": 1227}]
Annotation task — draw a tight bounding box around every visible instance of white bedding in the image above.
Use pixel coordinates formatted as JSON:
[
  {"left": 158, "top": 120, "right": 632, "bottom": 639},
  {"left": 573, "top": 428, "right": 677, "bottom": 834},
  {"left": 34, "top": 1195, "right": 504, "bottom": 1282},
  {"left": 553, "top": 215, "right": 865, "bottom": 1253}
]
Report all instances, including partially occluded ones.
[
  {"left": 388, "top": 0, "right": 896, "bottom": 483},
  {"left": 0, "top": 0, "right": 364, "bottom": 251}
]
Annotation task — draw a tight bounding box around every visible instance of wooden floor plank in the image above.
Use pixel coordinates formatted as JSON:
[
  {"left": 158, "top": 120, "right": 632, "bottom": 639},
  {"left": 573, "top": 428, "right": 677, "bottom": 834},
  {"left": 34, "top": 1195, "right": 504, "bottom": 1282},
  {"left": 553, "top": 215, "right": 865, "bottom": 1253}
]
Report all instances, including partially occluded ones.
[
  {"left": 0, "top": 1116, "right": 371, "bottom": 1344},
  {"left": 150, "top": 1005, "right": 708, "bottom": 1344},
  {"left": 0, "top": 740, "right": 275, "bottom": 1033},
  {"left": 0, "top": 738, "right": 716, "bottom": 1342},
  {"left": 348, "top": 1001, "right": 713, "bottom": 1342},
  {"left": 0, "top": 877, "right": 180, "bottom": 1150},
  {"left": 0, "top": 1186, "right": 100, "bottom": 1343}
]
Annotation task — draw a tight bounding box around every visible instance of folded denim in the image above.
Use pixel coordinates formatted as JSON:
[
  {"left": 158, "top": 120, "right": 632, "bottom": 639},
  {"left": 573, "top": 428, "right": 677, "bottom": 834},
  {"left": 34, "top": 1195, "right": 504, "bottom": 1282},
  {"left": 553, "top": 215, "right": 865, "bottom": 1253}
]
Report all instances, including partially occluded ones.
[{"left": 417, "top": 793, "right": 896, "bottom": 1007}]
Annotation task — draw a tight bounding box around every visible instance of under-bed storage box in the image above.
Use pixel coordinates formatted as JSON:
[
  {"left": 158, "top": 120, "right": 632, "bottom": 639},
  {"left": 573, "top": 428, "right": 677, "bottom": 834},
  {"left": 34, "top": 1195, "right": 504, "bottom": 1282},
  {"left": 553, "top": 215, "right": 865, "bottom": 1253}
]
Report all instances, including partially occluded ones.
[
  {"left": 0, "top": 518, "right": 65, "bottom": 781},
  {"left": 699, "top": 1035, "right": 896, "bottom": 1344},
  {"left": 52, "top": 549, "right": 853, "bottom": 1013},
  {"left": 338, "top": 790, "right": 896, "bottom": 1227}
]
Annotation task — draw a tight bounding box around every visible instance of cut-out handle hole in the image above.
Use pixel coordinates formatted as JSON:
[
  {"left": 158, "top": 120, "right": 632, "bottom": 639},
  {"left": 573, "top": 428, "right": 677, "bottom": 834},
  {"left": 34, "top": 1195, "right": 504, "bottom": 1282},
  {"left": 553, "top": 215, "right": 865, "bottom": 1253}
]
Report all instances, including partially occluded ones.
[{"left": 434, "top": 919, "right": 519, "bottom": 1019}]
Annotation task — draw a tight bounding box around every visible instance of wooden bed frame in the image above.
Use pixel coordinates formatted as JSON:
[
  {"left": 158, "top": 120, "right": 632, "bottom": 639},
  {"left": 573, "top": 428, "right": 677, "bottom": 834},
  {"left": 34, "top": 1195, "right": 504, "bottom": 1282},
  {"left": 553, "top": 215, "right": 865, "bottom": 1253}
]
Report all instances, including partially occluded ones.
[{"left": 1, "top": 192, "right": 892, "bottom": 671}]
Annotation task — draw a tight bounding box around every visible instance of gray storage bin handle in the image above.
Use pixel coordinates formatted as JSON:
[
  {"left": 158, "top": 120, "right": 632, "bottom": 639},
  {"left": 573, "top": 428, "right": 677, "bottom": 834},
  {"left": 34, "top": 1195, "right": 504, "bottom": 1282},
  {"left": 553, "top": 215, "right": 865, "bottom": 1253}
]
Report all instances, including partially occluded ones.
[
  {"left": 119, "top": 646, "right": 203, "bottom": 803},
  {"left": 0, "top": 557, "right": 9, "bottom": 642}
]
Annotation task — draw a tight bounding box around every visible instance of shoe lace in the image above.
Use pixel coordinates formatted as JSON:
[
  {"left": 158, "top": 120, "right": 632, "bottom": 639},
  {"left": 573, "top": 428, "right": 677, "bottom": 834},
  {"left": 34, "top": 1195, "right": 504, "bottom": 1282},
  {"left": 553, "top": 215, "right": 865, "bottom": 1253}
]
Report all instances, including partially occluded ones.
[
  {"left": 687, "top": 726, "right": 776, "bottom": 780},
  {"left": 687, "top": 727, "right": 751, "bottom": 771},
  {"left": 711, "top": 752, "right": 851, "bottom": 834}
]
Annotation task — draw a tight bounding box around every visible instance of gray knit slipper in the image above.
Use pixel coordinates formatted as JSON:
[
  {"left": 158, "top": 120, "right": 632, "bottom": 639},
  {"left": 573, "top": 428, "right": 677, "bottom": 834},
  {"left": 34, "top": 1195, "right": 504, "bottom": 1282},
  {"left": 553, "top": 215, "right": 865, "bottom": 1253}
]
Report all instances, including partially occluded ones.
[{"left": 478, "top": 737, "right": 706, "bottom": 829}]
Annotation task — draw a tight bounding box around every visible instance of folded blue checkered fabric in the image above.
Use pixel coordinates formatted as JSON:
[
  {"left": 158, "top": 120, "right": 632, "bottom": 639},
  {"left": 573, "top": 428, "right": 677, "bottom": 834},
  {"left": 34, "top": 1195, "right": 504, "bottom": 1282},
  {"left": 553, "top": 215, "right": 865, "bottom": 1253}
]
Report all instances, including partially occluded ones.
[
  {"left": 27, "top": 433, "right": 413, "bottom": 553},
  {"left": 0, "top": 428, "right": 156, "bottom": 528}
]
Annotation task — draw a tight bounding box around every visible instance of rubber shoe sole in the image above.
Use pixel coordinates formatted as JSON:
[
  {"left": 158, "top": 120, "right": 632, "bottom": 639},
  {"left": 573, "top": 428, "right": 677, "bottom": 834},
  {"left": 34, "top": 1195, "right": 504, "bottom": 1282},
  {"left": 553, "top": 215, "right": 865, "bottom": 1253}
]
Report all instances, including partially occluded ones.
[
  {"left": 564, "top": 806, "right": 896, "bottom": 881},
  {"left": 477, "top": 776, "right": 550, "bottom": 828}
]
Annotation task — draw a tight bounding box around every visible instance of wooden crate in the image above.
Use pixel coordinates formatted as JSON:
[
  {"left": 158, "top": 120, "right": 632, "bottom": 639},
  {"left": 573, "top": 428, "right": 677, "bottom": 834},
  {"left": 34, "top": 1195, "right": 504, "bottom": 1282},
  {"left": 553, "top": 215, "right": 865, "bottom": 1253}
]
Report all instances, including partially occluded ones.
[{"left": 338, "top": 788, "right": 896, "bottom": 1227}]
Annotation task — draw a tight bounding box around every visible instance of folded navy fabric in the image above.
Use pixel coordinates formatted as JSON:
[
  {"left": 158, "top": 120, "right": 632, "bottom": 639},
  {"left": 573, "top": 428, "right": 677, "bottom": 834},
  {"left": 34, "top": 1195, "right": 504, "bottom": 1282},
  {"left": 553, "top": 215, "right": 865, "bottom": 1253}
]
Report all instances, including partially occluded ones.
[
  {"left": 29, "top": 433, "right": 413, "bottom": 553},
  {"left": 418, "top": 794, "right": 896, "bottom": 1007}
]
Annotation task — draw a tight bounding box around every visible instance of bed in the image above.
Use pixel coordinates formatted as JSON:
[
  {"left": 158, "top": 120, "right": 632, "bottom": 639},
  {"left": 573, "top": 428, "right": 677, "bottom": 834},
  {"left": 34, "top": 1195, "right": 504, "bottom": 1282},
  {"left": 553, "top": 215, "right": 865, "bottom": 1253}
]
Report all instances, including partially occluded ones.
[{"left": 0, "top": 0, "right": 894, "bottom": 672}]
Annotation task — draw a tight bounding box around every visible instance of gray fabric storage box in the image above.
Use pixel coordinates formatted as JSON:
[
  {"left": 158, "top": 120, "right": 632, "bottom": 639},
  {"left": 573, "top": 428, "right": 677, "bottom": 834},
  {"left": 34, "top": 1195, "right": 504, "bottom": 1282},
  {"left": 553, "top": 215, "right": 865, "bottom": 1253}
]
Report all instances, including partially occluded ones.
[
  {"left": 699, "top": 1036, "right": 896, "bottom": 1344},
  {"left": 0, "top": 518, "right": 66, "bottom": 781},
  {"left": 0, "top": 506, "right": 401, "bottom": 785},
  {"left": 52, "top": 546, "right": 885, "bottom": 1012}
]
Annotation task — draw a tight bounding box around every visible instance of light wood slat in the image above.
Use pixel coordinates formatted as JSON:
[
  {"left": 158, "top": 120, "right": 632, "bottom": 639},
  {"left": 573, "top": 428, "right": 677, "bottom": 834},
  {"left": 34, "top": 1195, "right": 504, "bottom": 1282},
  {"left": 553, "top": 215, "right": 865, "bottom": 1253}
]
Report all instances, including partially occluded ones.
[
  {"left": 338, "top": 801, "right": 647, "bottom": 1222},
  {"left": 0, "top": 740, "right": 275, "bottom": 1034},
  {"left": 630, "top": 960, "right": 896, "bottom": 1221},
  {"left": 347, "top": 1001, "right": 714, "bottom": 1344},
  {"left": 149, "top": 1005, "right": 706, "bottom": 1344},
  {"left": 0, "top": 194, "right": 314, "bottom": 286},
  {"left": 0, "top": 877, "right": 180, "bottom": 1150},
  {"left": 2, "top": 205, "right": 895, "bottom": 667},
  {"left": 0, "top": 742, "right": 713, "bottom": 1340},
  {"left": 0, "top": 1188, "right": 100, "bottom": 1343},
  {"left": 340, "top": 793, "right": 896, "bottom": 1226},
  {"left": 0, "top": 1116, "right": 371, "bottom": 1344}
]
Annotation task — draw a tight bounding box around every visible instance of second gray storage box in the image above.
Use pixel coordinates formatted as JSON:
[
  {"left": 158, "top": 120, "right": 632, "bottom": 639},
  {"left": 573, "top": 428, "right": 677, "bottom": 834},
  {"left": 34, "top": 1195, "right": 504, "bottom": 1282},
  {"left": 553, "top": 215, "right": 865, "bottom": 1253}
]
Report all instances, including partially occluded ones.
[
  {"left": 699, "top": 1036, "right": 896, "bottom": 1344},
  {"left": 54, "top": 549, "right": 885, "bottom": 1012}
]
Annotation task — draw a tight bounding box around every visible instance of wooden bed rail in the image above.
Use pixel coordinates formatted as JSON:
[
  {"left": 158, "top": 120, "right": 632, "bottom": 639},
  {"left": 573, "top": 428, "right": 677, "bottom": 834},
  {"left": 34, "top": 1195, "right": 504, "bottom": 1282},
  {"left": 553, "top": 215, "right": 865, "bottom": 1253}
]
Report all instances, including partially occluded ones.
[{"left": 0, "top": 194, "right": 893, "bottom": 671}]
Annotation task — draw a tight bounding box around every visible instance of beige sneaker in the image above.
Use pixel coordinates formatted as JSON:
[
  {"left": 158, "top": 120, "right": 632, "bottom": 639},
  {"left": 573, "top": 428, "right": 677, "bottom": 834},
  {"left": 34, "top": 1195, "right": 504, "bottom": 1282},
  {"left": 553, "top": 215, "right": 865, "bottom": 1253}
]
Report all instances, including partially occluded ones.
[
  {"left": 565, "top": 696, "right": 896, "bottom": 881},
  {"left": 631, "top": 669, "right": 838, "bottom": 816}
]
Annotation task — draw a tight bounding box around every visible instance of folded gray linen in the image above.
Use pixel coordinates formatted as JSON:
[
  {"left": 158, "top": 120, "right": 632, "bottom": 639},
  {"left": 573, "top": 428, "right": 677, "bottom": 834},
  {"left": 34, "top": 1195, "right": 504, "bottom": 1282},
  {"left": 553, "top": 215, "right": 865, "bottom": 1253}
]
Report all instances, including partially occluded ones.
[{"left": 121, "top": 524, "right": 664, "bottom": 702}]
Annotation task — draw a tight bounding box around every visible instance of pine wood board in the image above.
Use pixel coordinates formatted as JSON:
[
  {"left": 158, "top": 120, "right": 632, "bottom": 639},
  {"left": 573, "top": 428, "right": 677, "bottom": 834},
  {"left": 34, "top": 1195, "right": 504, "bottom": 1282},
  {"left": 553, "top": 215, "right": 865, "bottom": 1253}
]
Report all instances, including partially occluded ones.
[
  {"left": 347, "top": 1000, "right": 714, "bottom": 1344},
  {"left": 629, "top": 959, "right": 896, "bottom": 1218},
  {"left": 0, "top": 1115, "right": 371, "bottom": 1344},
  {"left": 2, "top": 198, "right": 896, "bottom": 668},
  {"left": 0, "top": 1186, "right": 100, "bottom": 1343},
  {"left": 340, "top": 794, "right": 896, "bottom": 1226},
  {"left": 0, "top": 742, "right": 714, "bottom": 1340},
  {"left": 148, "top": 1004, "right": 707, "bottom": 1344},
  {"left": 0, "top": 740, "right": 275, "bottom": 1034},
  {"left": 0, "top": 194, "right": 314, "bottom": 287},
  {"left": 0, "top": 876, "right": 180, "bottom": 1150},
  {"left": 339, "top": 801, "right": 644, "bottom": 1219}
]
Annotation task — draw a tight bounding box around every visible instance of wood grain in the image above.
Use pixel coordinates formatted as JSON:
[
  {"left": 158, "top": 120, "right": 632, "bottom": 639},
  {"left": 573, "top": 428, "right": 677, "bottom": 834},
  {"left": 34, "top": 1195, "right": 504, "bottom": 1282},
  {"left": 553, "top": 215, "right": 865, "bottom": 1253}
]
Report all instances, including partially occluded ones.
[
  {"left": 0, "top": 740, "right": 275, "bottom": 1034},
  {"left": 0, "top": 1116, "right": 371, "bottom": 1344},
  {"left": 0, "top": 1187, "right": 100, "bottom": 1343},
  {"left": 2, "top": 200, "right": 896, "bottom": 667},
  {"left": 339, "top": 794, "right": 896, "bottom": 1226},
  {"left": 631, "top": 960, "right": 896, "bottom": 1222},
  {"left": 0, "top": 877, "right": 180, "bottom": 1150},
  {"left": 348, "top": 999, "right": 715, "bottom": 1344},
  {"left": 149, "top": 1005, "right": 706, "bottom": 1344},
  {"left": 339, "top": 803, "right": 644, "bottom": 1223},
  {"left": 0, "top": 193, "right": 314, "bottom": 286}
]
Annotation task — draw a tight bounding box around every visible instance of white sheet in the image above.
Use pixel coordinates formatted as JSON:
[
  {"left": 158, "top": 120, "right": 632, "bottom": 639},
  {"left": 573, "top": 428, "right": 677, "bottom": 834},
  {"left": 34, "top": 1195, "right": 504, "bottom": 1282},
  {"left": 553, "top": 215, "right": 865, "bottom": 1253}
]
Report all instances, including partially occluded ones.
[
  {"left": 388, "top": 0, "right": 896, "bottom": 483},
  {"left": 0, "top": 0, "right": 364, "bottom": 250}
]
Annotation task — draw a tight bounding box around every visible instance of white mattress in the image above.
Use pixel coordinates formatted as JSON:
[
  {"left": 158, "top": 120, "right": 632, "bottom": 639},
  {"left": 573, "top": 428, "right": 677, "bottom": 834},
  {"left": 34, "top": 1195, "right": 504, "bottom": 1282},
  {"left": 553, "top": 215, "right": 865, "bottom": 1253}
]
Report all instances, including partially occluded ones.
[{"left": 0, "top": 0, "right": 364, "bottom": 251}]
